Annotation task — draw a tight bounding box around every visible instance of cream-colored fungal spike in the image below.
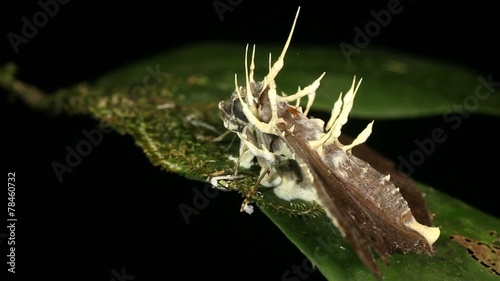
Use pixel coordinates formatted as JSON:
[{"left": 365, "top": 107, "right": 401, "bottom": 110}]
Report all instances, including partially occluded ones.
[
  {"left": 268, "top": 77, "right": 280, "bottom": 121},
  {"left": 309, "top": 77, "right": 364, "bottom": 149},
  {"left": 279, "top": 72, "right": 326, "bottom": 132},
  {"left": 325, "top": 92, "right": 343, "bottom": 131},
  {"left": 407, "top": 218, "right": 440, "bottom": 246},
  {"left": 280, "top": 73, "right": 326, "bottom": 103},
  {"left": 249, "top": 45, "right": 256, "bottom": 85},
  {"left": 303, "top": 89, "right": 316, "bottom": 116},
  {"left": 329, "top": 77, "right": 363, "bottom": 141},
  {"left": 255, "top": 7, "right": 301, "bottom": 123},
  {"left": 263, "top": 7, "right": 301, "bottom": 89},
  {"left": 244, "top": 44, "right": 254, "bottom": 109},
  {"left": 234, "top": 74, "right": 276, "bottom": 135},
  {"left": 341, "top": 120, "right": 374, "bottom": 151}
]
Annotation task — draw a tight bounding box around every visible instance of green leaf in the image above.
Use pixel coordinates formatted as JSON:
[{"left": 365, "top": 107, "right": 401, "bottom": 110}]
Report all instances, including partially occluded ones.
[
  {"left": 95, "top": 43, "right": 500, "bottom": 118},
  {"left": 1, "top": 43, "right": 499, "bottom": 280},
  {"left": 262, "top": 184, "right": 500, "bottom": 281}
]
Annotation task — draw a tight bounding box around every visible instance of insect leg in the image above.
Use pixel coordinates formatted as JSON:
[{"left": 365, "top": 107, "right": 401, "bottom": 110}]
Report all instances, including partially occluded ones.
[{"left": 240, "top": 166, "right": 271, "bottom": 213}]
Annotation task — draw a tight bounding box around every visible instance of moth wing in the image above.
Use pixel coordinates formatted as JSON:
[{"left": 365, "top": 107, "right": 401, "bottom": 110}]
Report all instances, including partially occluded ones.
[
  {"left": 342, "top": 134, "right": 433, "bottom": 226},
  {"left": 282, "top": 131, "right": 435, "bottom": 279}
]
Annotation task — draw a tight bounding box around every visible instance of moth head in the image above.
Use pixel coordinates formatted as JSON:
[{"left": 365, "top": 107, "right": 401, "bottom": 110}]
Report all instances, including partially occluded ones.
[
  {"left": 218, "top": 88, "right": 250, "bottom": 133},
  {"left": 219, "top": 78, "right": 268, "bottom": 132}
]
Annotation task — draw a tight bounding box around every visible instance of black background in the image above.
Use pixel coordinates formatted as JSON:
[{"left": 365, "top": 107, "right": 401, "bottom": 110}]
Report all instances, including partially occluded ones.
[{"left": 1, "top": 1, "right": 499, "bottom": 280}]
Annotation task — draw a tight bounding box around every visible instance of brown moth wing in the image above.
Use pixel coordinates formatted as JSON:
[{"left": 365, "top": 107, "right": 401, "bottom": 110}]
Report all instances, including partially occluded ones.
[
  {"left": 282, "top": 130, "right": 434, "bottom": 278},
  {"left": 277, "top": 117, "right": 435, "bottom": 279},
  {"left": 340, "top": 134, "right": 434, "bottom": 227}
]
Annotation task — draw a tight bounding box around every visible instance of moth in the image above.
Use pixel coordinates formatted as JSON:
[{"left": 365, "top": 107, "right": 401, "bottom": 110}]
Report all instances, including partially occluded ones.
[{"left": 217, "top": 7, "right": 440, "bottom": 279}]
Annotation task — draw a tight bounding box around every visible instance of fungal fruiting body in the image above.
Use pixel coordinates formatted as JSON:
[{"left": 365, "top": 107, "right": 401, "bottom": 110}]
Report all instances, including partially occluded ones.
[{"left": 218, "top": 7, "right": 440, "bottom": 278}]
